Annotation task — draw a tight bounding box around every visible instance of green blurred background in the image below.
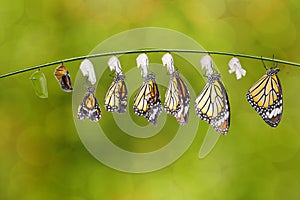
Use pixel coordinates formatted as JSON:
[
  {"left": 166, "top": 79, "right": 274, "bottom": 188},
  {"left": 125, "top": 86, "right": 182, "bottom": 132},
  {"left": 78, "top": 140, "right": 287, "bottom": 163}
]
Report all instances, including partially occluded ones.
[{"left": 1, "top": 0, "right": 300, "bottom": 199}]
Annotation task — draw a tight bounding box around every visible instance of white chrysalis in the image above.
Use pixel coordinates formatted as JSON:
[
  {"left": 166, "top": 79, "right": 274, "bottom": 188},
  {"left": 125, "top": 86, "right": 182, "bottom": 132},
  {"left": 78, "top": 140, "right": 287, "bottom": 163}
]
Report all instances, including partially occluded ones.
[
  {"left": 162, "top": 53, "right": 175, "bottom": 74},
  {"left": 80, "top": 59, "right": 97, "bottom": 85},
  {"left": 136, "top": 53, "right": 149, "bottom": 78},
  {"left": 228, "top": 57, "right": 246, "bottom": 80},
  {"left": 108, "top": 56, "right": 122, "bottom": 74},
  {"left": 200, "top": 54, "right": 213, "bottom": 76}
]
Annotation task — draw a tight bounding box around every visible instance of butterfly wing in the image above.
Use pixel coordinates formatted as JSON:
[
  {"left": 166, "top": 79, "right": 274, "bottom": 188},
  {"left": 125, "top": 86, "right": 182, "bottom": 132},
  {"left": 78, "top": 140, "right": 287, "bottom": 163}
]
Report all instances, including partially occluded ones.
[
  {"left": 78, "top": 87, "right": 102, "bottom": 122},
  {"left": 104, "top": 74, "right": 128, "bottom": 113},
  {"left": 133, "top": 74, "right": 162, "bottom": 125},
  {"left": 195, "top": 74, "right": 230, "bottom": 134},
  {"left": 164, "top": 76, "right": 181, "bottom": 115},
  {"left": 175, "top": 74, "right": 190, "bottom": 125},
  {"left": 210, "top": 79, "right": 230, "bottom": 134},
  {"left": 246, "top": 68, "right": 282, "bottom": 127}
]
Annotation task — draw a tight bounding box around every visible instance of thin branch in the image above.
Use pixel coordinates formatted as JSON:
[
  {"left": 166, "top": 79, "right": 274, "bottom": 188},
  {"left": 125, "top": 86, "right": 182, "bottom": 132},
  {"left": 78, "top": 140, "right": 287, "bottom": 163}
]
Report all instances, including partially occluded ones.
[{"left": 1, "top": 49, "right": 299, "bottom": 79}]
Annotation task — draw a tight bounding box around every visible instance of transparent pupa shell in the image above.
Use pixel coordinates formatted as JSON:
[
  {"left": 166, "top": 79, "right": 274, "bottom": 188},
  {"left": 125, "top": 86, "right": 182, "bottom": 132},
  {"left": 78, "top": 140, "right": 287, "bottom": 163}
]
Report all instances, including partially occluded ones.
[{"left": 30, "top": 70, "right": 48, "bottom": 98}]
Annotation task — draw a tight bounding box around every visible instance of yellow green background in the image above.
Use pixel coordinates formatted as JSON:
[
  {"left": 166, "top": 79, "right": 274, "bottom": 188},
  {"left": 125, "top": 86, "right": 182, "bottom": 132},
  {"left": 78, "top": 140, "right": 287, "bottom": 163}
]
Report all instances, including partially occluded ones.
[{"left": 1, "top": 0, "right": 300, "bottom": 199}]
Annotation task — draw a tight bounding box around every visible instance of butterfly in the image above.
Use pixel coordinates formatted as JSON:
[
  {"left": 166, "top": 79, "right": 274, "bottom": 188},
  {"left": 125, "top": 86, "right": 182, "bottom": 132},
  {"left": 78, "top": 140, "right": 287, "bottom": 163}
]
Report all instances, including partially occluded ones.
[
  {"left": 195, "top": 73, "right": 230, "bottom": 134},
  {"left": 54, "top": 65, "right": 73, "bottom": 92},
  {"left": 78, "top": 86, "right": 102, "bottom": 122},
  {"left": 165, "top": 71, "right": 190, "bottom": 125},
  {"left": 246, "top": 67, "right": 282, "bottom": 127},
  {"left": 133, "top": 73, "right": 163, "bottom": 125},
  {"left": 104, "top": 73, "right": 128, "bottom": 113}
]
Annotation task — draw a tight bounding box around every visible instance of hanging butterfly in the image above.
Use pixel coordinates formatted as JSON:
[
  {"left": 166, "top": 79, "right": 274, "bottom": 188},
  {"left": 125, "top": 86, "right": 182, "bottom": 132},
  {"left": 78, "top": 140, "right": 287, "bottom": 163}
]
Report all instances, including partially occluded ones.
[
  {"left": 54, "top": 64, "right": 73, "bottom": 92},
  {"left": 133, "top": 73, "right": 163, "bottom": 125},
  {"left": 246, "top": 67, "right": 282, "bottom": 127},
  {"left": 195, "top": 73, "right": 230, "bottom": 134},
  {"left": 165, "top": 71, "right": 190, "bottom": 125},
  {"left": 78, "top": 86, "right": 102, "bottom": 122},
  {"left": 104, "top": 73, "right": 128, "bottom": 113}
]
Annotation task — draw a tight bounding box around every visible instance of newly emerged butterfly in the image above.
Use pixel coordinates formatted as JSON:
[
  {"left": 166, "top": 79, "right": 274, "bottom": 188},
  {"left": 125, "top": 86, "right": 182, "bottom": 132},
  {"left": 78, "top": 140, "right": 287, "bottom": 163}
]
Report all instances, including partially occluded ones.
[
  {"left": 195, "top": 73, "right": 230, "bottom": 134},
  {"left": 246, "top": 67, "right": 282, "bottom": 127},
  {"left": 162, "top": 53, "right": 190, "bottom": 125},
  {"left": 78, "top": 86, "right": 102, "bottom": 122},
  {"left": 104, "top": 56, "right": 128, "bottom": 113},
  {"left": 134, "top": 53, "right": 162, "bottom": 125},
  {"left": 133, "top": 73, "right": 162, "bottom": 125},
  {"left": 54, "top": 65, "right": 73, "bottom": 92},
  {"left": 165, "top": 71, "right": 190, "bottom": 125},
  {"left": 104, "top": 73, "right": 128, "bottom": 113}
]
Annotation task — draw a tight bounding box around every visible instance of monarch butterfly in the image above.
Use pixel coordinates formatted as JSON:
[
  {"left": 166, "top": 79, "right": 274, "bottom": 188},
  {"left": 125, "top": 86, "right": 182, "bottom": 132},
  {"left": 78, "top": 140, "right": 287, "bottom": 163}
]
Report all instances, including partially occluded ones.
[
  {"left": 104, "top": 73, "right": 128, "bottom": 113},
  {"left": 246, "top": 67, "right": 282, "bottom": 127},
  {"left": 133, "top": 73, "right": 162, "bottom": 125},
  {"left": 54, "top": 65, "right": 73, "bottom": 92},
  {"left": 78, "top": 86, "right": 101, "bottom": 122},
  {"left": 195, "top": 73, "right": 230, "bottom": 134},
  {"left": 165, "top": 71, "right": 190, "bottom": 125}
]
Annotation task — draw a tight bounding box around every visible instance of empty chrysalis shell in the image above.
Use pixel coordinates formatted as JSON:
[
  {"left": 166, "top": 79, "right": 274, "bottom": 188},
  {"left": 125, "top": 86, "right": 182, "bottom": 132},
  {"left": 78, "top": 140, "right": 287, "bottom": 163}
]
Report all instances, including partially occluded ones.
[
  {"left": 136, "top": 53, "right": 149, "bottom": 78},
  {"left": 30, "top": 70, "right": 48, "bottom": 98},
  {"left": 80, "top": 59, "right": 97, "bottom": 85},
  {"left": 200, "top": 54, "right": 214, "bottom": 76}
]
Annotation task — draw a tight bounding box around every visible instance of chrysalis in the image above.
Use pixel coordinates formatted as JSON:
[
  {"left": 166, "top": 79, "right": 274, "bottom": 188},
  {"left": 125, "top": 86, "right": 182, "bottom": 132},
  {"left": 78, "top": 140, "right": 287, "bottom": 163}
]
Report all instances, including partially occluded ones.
[
  {"left": 30, "top": 70, "right": 48, "bottom": 98},
  {"left": 228, "top": 57, "right": 246, "bottom": 80},
  {"left": 80, "top": 59, "right": 97, "bottom": 85},
  {"left": 200, "top": 54, "right": 214, "bottom": 76},
  {"left": 54, "top": 64, "right": 73, "bottom": 92}
]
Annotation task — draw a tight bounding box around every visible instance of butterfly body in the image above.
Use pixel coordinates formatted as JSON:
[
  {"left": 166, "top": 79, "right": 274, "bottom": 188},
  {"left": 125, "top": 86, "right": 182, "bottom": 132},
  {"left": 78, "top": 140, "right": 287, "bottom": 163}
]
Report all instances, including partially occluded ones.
[
  {"left": 104, "top": 73, "right": 128, "bottom": 113},
  {"left": 246, "top": 67, "right": 282, "bottom": 127},
  {"left": 165, "top": 71, "right": 190, "bottom": 125},
  {"left": 78, "top": 86, "right": 102, "bottom": 122},
  {"left": 195, "top": 73, "right": 230, "bottom": 134},
  {"left": 133, "top": 73, "right": 162, "bottom": 125}
]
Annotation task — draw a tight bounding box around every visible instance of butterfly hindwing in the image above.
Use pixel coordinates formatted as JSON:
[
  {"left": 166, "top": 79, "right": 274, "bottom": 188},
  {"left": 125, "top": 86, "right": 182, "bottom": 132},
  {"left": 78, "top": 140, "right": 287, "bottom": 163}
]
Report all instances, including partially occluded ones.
[{"left": 246, "top": 68, "right": 282, "bottom": 127}]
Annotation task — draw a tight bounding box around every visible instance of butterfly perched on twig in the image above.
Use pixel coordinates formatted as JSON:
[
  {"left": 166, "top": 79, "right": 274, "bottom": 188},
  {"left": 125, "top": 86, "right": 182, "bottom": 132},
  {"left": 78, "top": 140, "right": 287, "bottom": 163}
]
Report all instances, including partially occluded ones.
[
  {"left": 78, "top": 86, "right": 102, "bottom": 122},
  {"left": 195, "top": 73, "right": 230, "bottom": 134},
  {"left": 246, "top": 67, "right": 283, "bottom": 127}
]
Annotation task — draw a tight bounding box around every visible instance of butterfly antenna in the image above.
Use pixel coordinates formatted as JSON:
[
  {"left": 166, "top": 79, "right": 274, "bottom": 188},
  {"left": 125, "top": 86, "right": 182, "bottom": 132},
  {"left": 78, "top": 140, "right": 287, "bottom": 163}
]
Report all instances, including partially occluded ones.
[
  {"left": 272, "top": 54, "right": 278, "bottom": 68},
  {"left": 261, "top": 56, "right": 268, "bottom": 70}
]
